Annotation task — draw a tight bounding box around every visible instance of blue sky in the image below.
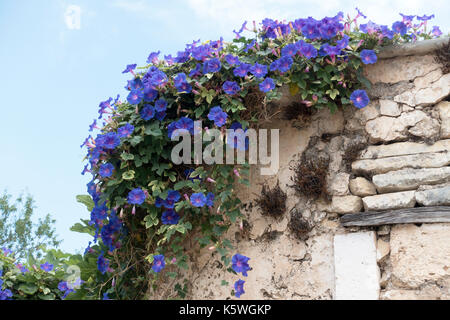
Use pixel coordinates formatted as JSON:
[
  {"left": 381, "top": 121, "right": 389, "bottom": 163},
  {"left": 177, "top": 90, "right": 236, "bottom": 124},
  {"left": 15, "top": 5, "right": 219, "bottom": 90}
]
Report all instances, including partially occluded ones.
[{"left": 1, "top": 0, "right": 449, "bottom": 253}]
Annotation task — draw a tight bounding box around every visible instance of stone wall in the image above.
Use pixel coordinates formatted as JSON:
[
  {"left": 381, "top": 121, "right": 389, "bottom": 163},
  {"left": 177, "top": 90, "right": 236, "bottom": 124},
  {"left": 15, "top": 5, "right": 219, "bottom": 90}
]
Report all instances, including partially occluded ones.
[{"left": 184, "top": 39, "right": 450, "bottom": 300}]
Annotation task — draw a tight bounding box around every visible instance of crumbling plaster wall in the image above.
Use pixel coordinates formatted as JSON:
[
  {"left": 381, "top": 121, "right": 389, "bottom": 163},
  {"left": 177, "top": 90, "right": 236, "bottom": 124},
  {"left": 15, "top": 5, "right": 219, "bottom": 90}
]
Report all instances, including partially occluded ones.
[{"left": 186, "top": 39, "right": 450, "bottom": 300}]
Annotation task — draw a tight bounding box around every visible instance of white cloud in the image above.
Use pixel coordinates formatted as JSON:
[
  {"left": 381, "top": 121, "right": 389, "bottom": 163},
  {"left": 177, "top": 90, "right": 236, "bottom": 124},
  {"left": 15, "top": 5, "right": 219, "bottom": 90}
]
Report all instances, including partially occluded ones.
[{"left": 64, "top": 4, "right": 81, "bottom": 30}]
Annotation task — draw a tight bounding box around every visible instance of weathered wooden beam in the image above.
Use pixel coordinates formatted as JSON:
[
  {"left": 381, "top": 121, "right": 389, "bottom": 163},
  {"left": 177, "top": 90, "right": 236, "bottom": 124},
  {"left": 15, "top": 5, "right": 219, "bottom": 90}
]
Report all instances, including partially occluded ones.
[{"left": 341, "top": 206, "right": 450, "bottom": 227}]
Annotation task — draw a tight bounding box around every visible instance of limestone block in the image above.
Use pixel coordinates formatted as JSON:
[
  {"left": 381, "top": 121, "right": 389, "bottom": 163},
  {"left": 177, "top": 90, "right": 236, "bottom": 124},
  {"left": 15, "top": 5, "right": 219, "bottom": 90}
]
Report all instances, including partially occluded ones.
[
  {"left": 394, "top": 73, "right": 450, "bottom": 106},
  {"left": 359, "top": 139, "right": 450, "bottom": 159},
  {"left": 349, "top": 177, "right": 377, "bottom": 197},
  {"left": 328, "top": 172, "right": 350, "bottom": 196},
  {"left": 379, "top": 100, "right": 401, "bottom": 117},
  {"left": 390, "top": 223, "right": 450, "bottom": 288},
  {"left": 377, "top": 239, "right": 390, "bottom": 262},
  {"left": 365, "top": 111, "right": 434, "bottom": 143},
  {"left": 372, "top": 167, "right": 450, "bottom": 193},
  {"left": 364, "top": 54, "right": 440, "bottom": 84},
  {"left": 331, "top": 196, "right": 363, "bottom": 214},
  {"left": 415, "top": 185, "right": 450, "bottom": 206},
  {"left": 362, "top": 191, "right": 416, "bottom": 211},
  {"left": 334, "top": 232, "right": 380, "bottom": 300},
  {"left": 437, "top": 101, "right": 450, "bottom": 138},
  {"left": 352, "top": 152, "right": 450, "bottom": 174}
]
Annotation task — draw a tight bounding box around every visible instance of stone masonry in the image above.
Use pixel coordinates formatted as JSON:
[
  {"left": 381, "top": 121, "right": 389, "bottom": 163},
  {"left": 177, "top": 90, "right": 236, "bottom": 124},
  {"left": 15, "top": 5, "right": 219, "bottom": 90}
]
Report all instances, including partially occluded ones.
[{"left": 157, "top": 38, "right": 450, "bottom": 300}]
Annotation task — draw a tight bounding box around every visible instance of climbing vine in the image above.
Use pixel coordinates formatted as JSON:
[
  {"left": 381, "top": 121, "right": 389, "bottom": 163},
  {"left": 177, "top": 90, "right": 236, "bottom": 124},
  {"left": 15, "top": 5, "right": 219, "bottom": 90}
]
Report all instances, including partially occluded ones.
[{"left": 74, "top": 10, "right": 442, "bottom": 300}]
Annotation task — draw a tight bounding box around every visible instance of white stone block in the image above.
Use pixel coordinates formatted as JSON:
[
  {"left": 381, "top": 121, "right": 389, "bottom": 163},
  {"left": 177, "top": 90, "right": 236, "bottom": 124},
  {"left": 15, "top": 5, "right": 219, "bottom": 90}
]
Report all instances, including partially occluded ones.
[{"left": 334, "top": 232, "right": 380, "bottom": 300}]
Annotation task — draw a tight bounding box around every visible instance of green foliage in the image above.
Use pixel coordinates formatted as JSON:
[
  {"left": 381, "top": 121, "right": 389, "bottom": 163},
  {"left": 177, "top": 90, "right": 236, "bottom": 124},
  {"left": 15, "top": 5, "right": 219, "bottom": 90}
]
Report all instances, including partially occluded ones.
[{"left": 0, "top": 191, "right": 61, "bottom": 261}]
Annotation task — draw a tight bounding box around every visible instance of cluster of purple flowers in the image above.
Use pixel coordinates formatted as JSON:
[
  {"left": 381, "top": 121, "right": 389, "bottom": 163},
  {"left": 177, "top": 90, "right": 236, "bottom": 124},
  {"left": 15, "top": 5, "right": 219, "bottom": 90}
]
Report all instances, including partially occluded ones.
[
  {"left": 270, "top": 56, "right": 293, "bottom": 73},
  {"left": 40, "top": 262, "right": 54, "bottom": 272},
  {"left": 293, "top": 12, "right": 344, "bottom": 40},
  {"left": 99, "top": 163, "right": 114, "bottom": 178},
  {"left": 118, "top": 123, "right": 135, "bottom": 138},
  {"left": 58, "top": 281, "right": 76, "bottom": 299},
  {"left": 161, "top": 209, "right": 180, "bottom": 225},
  {"left": 222, "top": 81, "right": 241, "bottom": 96},
  {"left": 128, "top": 188, "right": 147, "bottom": 205},
  {"left": 207, "top": 106, "right": 228, "bottom": 127},
  {"left": 203, "top": 58, "right": 221, "bottom": 74},
  {"left": 0, "top": 270, "right": 13, "bottom": 300},
  {"left": 168, "top": 117, "right": 194, "bottom": 138},
  {"left": 155, "top": 190, "right": 181, "bottom": 209},
  {"left": 231, "top": 254, "right": 251, "bottom": 298},
  {"left": 97, "top": 253, "right": 110, "bottom": 274},
  {"left": 190, "top": 192, "right": 214, "bottom": 208},
  {"left": 174, "top": 73, "right": 192, "bottom": 93},
  {"left": 79, "top": 10, "right": 443, "bottom": 288}
]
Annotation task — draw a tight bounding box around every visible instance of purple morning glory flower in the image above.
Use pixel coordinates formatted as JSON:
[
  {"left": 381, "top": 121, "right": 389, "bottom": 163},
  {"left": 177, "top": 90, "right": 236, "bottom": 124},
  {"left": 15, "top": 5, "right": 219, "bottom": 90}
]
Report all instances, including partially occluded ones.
[
  {"left": 0, "top": 289, "right": 12, "bottom": 300},
  {"left": 58, "top": 281, "right": 70, "bottom": 292},
  {"left": 189, "top": 63, "right": 202, "bottom": 78},
  {"left": 269, "top": 60, "right": 279, "bottom": 71},
  {"left": 103, "top": 293, "right": 110, "bottom": 300},
  {"left": 143, "top": 87, "right": 158, "bottom": 102},
  {"left": 140, "top": 105, "right": 156, "bottom": 121},
  {"left": 275, "top": 56, "right": 293, "bottom": 73},
  {"left": 146, "top": 51, "right": 160, "bottom": 64},
  {"left": 155, "top": 99, "right": 167, "bottom": 112},
  {"left": 167, "top": 190, "right": 181, "bottom": 202},
  {"left": 322, "top": 44, "right": 341, "bottom": 56},
  {"left": 97, "top": 132, "right": 121, "bottom": 150},
  {"left": 336, "top": 35, "right": 349, "bottom": 50},
  {"left": 190, "top": 193, "right": 207, "bottom": 207},
  {"left": 281, "top": 43, "right": 298, "bottom": 57},
  {"left": 97, "top": 254, "right": 109, "bottom": 274},
  {"left": 118, "top": 123, "right": 135, "bottom": 138},
  {"left": 416, "top": 14, "right": 435, "bottom": 21},
  {"left": 206, "top": 192, "right": 214, "bottom": 207},
  {"left": 319, "top": 23, "right": 337, "bottom": 40},
  {"left": 152, "top": 254, "right": 165, "bottom": 273},
  {"left": 432, "top": 26, "right": 442, "bottom": 37},
  {"left": 99, "top": 163, "right": 114, "bottom": 178},
  {"left": 356, "top": 7, "right": 367, "bottom": 19},
  {"left": 208, "top": 106, "right": 228, "bottom": 127},
  {"left": 400, "top": 13, "right": 415, "bottom": 23},
  {"left": 127, "top": 188, "right": 146, "bottom": 205},
  {"left": 299, "top": 42, "right": 318, "bottom": 59},
  {"left": 174, "top": 73, "right": 192, "bottom": 93},
  {"left": 259, "top": 77, "right": 275, "bottom": 93},
  {"left": 40, "top": 262, "right": 54, "bottom": 272},
  {"left": 127, "top": 90, "right": 144, "bottom": 105},
  {"left": 148, "top": 69, "right": 168, "bottom": 88},
  {"left": 302, "top": 23, "right": 320, "bottom": 39},
  {"left": 233, "top": 63, "right": 251, "bottom": 77},
  {"left": 156, "top": 111, "right": 166, "bottom": 121},
  {"left": 350, "top": 90, "right": 370, "bottom": 109},
  {"left": 175, "top": 117, "right": 194, "bottom": 135},
  {"left": 225, "top": 54, "right": 240, "bottom": 65},
  {"left": 89, "top": 119, "right": 98, "bottom": 132},
  {"left": 392, "top": 21, "right": 407, "bottom": 35},
  {"left": 234, "top": 279, "right": 245, "bottom": 298},
  {"left": 203, "top": 58, "right": 221, "bottom": 74},
  {"left": 122, "top": 64, "right": 137, "bottom": 74},
  {"left": 360, "top": 49, "right": 377, "bottom": 64},
  {"left": 161, "top": 209, "right": 180, "bottom": 225},
  {"left": 222, "top": 81, "right": 241, "bottom": 95},
  {"left": 231, "top": 253, "right": 250, "bottom": 276},
  {"left": 249, "top": 63, "right": 268, "bottom": 78}
]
